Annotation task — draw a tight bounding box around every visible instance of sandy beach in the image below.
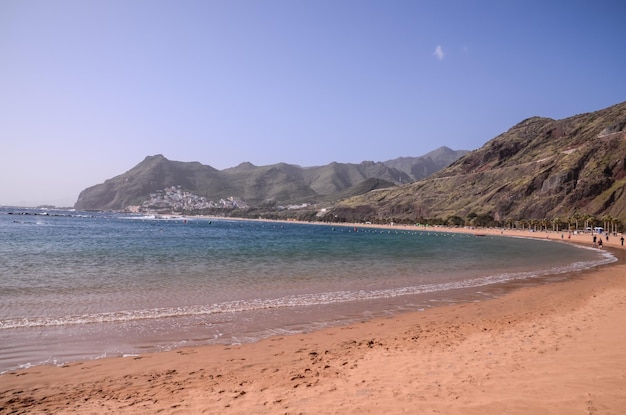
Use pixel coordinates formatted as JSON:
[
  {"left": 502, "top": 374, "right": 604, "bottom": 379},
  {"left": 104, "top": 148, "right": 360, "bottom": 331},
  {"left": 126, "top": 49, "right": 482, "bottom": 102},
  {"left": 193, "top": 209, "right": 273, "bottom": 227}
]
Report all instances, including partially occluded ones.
[{"left": 1, "top": 226, "right": 625, "bottom": 414}]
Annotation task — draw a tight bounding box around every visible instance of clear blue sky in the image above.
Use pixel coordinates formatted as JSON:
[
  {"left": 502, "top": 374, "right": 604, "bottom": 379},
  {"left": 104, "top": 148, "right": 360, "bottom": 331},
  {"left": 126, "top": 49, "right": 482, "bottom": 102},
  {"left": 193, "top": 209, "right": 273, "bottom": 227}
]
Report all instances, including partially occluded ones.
[{"left": 1, "top": 0, "right": 625, "bottom": 207}]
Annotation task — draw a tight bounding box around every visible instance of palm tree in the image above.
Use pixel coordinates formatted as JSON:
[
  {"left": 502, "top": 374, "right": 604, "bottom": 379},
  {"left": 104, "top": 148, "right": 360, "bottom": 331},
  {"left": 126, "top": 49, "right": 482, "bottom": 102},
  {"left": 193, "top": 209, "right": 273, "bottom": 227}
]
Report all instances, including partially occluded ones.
[
  {"left": 602, "top": 215, "right": 612, "bottom": 233},
  {"left": 588, "top": 215, "right": 597, "bottom": 231},
  {"left": 505, "top": 218, "right": 514, "bottom": 229},
  {"left": 572, "top": 212, "right": 581, "bottom": 231},
  {"left": 519, "top": 219, "right": 528, "bottom": 231},
  {"left": 582, "top": 213, "right": 591, "bottom": 231},
  {"left": 530, "top": 219, "right": 539, "bottom": 232},
  {"left": 611, "top": 217, "right": 621, "bottom": 234}
]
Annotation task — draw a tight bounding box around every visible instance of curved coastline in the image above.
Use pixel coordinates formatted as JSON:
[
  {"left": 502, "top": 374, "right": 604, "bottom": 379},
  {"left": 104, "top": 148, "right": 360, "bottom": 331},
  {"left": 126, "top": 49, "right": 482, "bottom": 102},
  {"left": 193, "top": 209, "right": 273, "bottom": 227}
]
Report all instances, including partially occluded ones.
[
  {"left": 0, "top": 219, "right": 613, "bottom": 340},
  {"left": 1, "top": 221, "right": 625, "bottom": 413}
]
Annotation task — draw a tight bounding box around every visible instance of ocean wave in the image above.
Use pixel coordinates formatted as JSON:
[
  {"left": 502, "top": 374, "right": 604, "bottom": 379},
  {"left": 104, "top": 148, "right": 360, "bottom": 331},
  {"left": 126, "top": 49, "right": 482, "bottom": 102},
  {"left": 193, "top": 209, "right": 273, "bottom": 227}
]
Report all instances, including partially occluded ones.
[{"left": 0, "top": 249, "right": 614, "bottom": 330}]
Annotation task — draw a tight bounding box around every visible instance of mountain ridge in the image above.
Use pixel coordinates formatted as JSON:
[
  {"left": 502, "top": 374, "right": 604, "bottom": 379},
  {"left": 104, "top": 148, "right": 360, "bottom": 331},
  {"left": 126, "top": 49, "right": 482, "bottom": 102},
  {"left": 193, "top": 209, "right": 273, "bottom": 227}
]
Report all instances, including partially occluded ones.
[
  {"left": 75, "top": 100, "right": 626, "bottom": 228},
  {"left": 74, "top": 147, "right": 466, "bottom": 211},
  {"left": 330, "top": 101, "right": 626, "bottom": 226}
]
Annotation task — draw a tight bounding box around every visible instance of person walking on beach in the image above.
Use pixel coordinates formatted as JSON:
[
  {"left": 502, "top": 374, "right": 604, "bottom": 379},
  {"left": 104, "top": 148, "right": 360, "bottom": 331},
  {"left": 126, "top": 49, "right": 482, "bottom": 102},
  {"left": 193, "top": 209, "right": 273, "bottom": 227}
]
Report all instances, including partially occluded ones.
[
  {"left": 598, "top": 239, "right": 603, "bottom": 248},
  {"left": 621, "top": 236, "right": 624, "bottom": 246}
]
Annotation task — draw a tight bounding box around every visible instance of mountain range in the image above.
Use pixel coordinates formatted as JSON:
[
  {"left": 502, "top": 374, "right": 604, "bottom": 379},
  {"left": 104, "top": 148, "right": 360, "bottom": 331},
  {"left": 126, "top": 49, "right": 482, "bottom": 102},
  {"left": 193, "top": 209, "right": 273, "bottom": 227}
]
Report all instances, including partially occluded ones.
[
  {"left": 75, "top": 100, "right": 626, "bottom": 228},
  {"left": 74, "top": 147, "right": 467, "bottom": 211},
  {"left": 330, "top": 101, "right": 626, "bottom": 227}
]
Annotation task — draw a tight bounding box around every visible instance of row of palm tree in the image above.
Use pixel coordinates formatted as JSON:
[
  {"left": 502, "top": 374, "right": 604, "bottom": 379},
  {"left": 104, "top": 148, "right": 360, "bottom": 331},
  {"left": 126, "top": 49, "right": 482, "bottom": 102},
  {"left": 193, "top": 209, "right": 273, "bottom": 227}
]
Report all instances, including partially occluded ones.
[{"left": 505, "top": 213, "right": 623, "bottom": 233}]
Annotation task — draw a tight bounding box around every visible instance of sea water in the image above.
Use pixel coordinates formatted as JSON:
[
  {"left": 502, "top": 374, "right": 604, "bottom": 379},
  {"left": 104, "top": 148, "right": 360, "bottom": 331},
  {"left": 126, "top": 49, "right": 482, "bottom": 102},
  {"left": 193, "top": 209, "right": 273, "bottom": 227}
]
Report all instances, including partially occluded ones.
[{"left": 0, "top": 207, "right": 615, "bottom": 372}]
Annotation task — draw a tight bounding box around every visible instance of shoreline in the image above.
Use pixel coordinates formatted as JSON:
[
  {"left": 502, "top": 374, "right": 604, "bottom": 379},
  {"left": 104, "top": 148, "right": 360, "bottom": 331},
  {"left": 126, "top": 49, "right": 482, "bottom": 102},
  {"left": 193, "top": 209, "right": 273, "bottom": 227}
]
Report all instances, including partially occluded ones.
[
  {"left": 328, "top": 220, "right": 625, "bottom": 248},
  {"left": 192, "top": 214, "right": 625, "bottom": 250},
  {"left": 1, "top": 224, "right": 625, "bottom": 413}
]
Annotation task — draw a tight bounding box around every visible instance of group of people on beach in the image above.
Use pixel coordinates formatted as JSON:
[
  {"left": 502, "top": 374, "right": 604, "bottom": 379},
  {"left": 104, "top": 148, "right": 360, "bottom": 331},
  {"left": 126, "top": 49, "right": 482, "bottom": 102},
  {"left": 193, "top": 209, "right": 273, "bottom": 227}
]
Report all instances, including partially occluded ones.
[{"left": 592, "top": 233, "right": 625, "bottom": 248}]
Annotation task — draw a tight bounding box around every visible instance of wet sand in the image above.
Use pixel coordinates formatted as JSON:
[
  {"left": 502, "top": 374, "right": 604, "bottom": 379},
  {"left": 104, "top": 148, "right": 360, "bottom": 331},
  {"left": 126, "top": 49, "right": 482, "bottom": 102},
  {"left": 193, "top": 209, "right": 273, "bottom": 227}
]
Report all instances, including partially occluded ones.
[{"left": 1, "top": 227, "right": 625, "bottom": 414}]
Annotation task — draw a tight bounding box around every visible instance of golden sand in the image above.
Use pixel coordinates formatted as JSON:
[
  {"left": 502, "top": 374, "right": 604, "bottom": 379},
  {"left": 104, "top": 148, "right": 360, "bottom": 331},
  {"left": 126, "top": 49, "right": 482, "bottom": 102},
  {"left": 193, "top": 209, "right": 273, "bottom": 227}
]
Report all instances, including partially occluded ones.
[{"left": 1, "top": 226, "right": 625, "bottom": 414}]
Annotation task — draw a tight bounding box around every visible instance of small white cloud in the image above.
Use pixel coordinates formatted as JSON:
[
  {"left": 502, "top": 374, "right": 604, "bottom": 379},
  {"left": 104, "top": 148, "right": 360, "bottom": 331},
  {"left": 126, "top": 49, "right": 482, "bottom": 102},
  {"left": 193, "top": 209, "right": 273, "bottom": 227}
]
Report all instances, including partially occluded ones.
[{"left": 433, "top": 45, "right": 445, "bottom": 60}]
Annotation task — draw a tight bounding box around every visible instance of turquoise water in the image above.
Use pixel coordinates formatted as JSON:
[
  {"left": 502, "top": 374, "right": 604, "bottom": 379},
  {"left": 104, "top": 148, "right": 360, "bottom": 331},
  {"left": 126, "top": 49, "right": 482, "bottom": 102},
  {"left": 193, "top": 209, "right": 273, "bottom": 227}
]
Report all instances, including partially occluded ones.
[{"left": 0, "top": 207, "right": 614, "bottom": 372}]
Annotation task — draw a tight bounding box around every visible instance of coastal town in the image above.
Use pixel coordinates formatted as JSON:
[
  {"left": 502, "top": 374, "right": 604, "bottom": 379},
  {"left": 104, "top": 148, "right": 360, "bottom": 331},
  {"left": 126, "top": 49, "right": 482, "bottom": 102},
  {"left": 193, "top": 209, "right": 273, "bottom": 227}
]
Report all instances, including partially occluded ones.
[
  {"left": 124, "top": 185, "right": 315, "bottom": 215},
  {"left": 128, "top": 186, "right": 249, "bottom": 213}
]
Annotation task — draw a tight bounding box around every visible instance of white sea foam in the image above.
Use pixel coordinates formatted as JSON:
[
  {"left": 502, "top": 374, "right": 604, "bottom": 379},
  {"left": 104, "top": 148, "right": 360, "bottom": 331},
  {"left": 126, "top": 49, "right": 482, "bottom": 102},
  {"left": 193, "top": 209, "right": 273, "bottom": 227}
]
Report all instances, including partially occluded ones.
[
  {"left": 0, "top": 248, "right": 614, "bottom": 331},
  {"left": 0, "top": 211, "right": 618, "bottom": 373}
]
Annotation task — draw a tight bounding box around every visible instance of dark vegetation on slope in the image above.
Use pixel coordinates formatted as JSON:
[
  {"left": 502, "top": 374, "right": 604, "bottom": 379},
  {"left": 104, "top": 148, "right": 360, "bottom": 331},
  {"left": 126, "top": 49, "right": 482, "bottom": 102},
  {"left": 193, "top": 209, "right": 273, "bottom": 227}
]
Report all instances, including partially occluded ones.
[{"left": 330, "top": 101, "right": 626, "bottom": 229}]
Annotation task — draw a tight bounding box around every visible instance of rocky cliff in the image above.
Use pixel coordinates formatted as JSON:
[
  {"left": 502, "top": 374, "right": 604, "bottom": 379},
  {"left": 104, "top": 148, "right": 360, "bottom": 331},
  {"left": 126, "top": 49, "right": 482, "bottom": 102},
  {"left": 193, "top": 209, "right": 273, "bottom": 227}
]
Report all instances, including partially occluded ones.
[{"left": 330, "top": 101, "right": 626, "bottom": 226}]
